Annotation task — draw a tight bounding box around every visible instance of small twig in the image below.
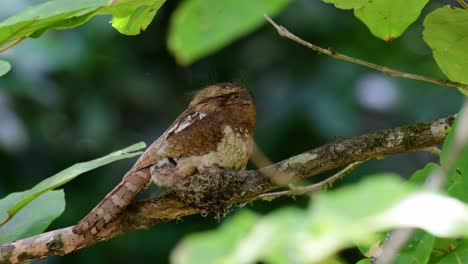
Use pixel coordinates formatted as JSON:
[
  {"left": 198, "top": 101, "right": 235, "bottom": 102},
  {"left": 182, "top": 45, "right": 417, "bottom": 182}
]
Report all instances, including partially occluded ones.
[
  {"left": 0, "top": 215, "right": 12, "bottom": 227},
  {"left": 422, "top": 146, "right": 441, "bottom": 157},
  {"left": 256, "top": 160, "right": 365, "bottom": 199},
  {"left": 0, "top": 37, "right": 25, "bottom": 53},
  {"left": 264, "top": 16, "right": 468, "bottom": 93},
  {"left": 250, "top": 142, "right": 273, "bottom": 169},
  {"left": 458, "top": 0, "right": 468, "bottom": 8},
  {"left": 374, "top": 228, "right": 414, "bottom": 264}
]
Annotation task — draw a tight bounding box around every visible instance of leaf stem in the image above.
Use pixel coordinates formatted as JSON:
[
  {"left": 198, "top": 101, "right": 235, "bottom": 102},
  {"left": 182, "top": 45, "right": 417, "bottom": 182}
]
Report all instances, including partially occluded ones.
[
  {"left": 264, "top": 15, "right": 468, "bottom": 93},
  {"left": 0, "top": 37, "right": 25, "bottom": 53}
]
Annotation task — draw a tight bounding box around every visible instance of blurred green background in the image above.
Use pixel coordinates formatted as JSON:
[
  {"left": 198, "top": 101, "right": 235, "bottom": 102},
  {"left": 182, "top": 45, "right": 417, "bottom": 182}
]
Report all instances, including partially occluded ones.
[{"left": 0, "top": 0, "right": 463, "bottom": 263}]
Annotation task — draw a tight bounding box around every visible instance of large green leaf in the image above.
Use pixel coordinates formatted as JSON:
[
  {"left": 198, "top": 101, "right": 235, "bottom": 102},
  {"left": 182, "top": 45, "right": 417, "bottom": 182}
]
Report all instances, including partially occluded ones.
[
  {"left": 323, "top": 0, "right": 429, "bottom": 41},
  {"left": 168, "top": 0, "right": 291, "bottom": 65},
  {"left": 423, "top": 6, "right": 468, "bottom": 95},
  {"left": 445, "top": 144, "right": 468, "bottom": 202},
  {"left": 393, "top": 230, "right": 435, "bottom": 264},
  {"left": 0, "top": 142, "right": 145, "bottom": 226},
  {"left": 322, "top": 0, "right": 367, "bottom": 10},
  {"left": 389, "top": 163, "right": 438, "bottom": 264},
  {"left": 439, "top": 110, "right": 468, "bottom": 203},
  {"left": 0, "top": 190, "right": 65, "bottom": 243},
  {"left": 0, "top": 0, "right": 166, "bottom": 45},
  {"left": 409, "top": 163, "right": 440, "bottom": 185},
  {"left": 171, "top": 210, "right": 259, "bottom": 264},
  {"left": 357, "top": 164, "right": 439, "bottom": 261},
  {"left": 109, "top": 0, "right": 166, "bottom": 35},
  {"left": 231, "top": 208, "right": 306, "bottom": 264},
  {"left": 0, "top": 60, "right": 10, "bottom": 77},
  {"left": 172, "top": 176, "right": 468, "bottom": 263}
]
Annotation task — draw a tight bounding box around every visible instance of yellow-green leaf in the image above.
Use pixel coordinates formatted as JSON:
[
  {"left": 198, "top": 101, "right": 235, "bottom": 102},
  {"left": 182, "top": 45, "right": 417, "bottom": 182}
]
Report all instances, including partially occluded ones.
[
  {"left": 0, "top": 142, "right": 145, "bottom": 226},
  {"left": 168, "top": 0, "right": 291, "bottom": 65},
  {"left": 323, "top": 0, "right": 429, "bottom": 41},
  {"left": 0, "top": 60, "right": 10, "bottom": 77},
  {"left": 423, "top": 6, "right": 468, "bottom": 95}
]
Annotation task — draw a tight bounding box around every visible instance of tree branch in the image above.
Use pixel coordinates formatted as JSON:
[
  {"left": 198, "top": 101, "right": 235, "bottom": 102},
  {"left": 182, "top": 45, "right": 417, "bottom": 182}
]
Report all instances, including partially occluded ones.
[
  {"left": 0, "top": 115, "right": 455, "bottom": 264},
  {"left": 264, "top": 16, "right": 468, "bottom": 93},
  {"left": 256, "top": 160, "right": 366, "bottom": 199}
]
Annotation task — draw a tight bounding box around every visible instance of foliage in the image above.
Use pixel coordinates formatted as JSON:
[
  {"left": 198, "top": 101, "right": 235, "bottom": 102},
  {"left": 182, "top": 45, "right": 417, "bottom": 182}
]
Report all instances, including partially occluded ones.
[
  {"left": 323, "top": 0, "right": 430, "bottom": 41},
  {"left": 0, "top": 0, "right": 167, "bottom": 44},
  {"left": 423, "top": 6, "right": 468, "bottom": 96},
  {"left": 167, "top": 0, "right": 291, "bottom": 65},
  {"left": 0, "top": 190, "right": 64, "bottom": 244},
  {"left": 0, "top": 0, "right": 467, "bottom": 94},
  {"left": 172, "top": 174, "right": 468, "bottom": 263},
  {"left": 0, "top": 142, "right": 145, "bottom": 242},
  {"left": 0, "top": 60, "right": 10, "bottom": 77},
  {"left": 0, "top": 0, "right": 467, "bottom": 263}
]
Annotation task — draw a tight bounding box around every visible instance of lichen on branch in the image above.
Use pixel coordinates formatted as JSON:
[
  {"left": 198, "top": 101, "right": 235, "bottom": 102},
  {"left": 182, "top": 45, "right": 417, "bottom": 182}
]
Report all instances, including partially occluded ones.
[{"left": 0, "top": 115, "right": 454, "bottom": 264}]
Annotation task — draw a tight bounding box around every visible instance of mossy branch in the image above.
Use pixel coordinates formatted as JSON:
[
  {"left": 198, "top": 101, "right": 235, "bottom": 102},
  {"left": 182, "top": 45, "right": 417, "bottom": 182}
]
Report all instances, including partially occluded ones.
[{"left": 0, "top": 115, "right": 454, "bottom": 264}]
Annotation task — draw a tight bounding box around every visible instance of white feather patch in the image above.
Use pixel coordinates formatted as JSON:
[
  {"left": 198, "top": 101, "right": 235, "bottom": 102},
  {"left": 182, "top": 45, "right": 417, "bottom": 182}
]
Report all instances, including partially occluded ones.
[{"left": 173, "top": 112, "right": 207, "bottom": 134}]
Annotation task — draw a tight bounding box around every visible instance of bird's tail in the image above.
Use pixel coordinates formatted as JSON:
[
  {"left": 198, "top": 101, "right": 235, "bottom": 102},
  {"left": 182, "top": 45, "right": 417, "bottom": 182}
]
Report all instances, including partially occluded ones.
[{"left": 73, "top": 168, "right": 151, "bottom": 235}]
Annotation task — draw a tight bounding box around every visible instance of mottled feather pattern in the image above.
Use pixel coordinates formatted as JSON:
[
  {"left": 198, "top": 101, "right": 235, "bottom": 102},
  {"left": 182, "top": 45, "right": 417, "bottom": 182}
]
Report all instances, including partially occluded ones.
[{"left": 74, "top": 83, "right": 255, "bottom": 236}]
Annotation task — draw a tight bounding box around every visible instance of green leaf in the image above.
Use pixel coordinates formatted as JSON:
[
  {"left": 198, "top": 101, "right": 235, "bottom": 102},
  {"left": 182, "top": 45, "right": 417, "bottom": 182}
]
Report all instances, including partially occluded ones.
[
  {"left": 390, "top": 165, "right": 437, "bottom": 264},
  {"left": 409, "top": 163, "right": 440, "bottom": 186},
  {"left": 0, "top": 190, "right": 65, "bottom": 243},
  {"left": 356, "top": 259, "right": 372, "bottom": 264},
  {"left": 322, "top": 0, "right": 367, "bottom": 10},
  {"left": 110, "top": 0, "right": 166, "bottom": 35},
  {"left": 0, "top": 0, "right": 166, "bottom": 45},
  {"left": 0, "top": 60, "right": 11, "bottom": 77},
  {"left": 174, "top": 175, "right": 468, "bottom": 263},
  {"left": 323, "top": 0, "right": 429, "bottom": 41},
  {"left": 445, "top": 146, "right": 468, "bottom": 202},
  {"left": 434, "top": 240, "right": 468, "bottom": 264},
  {"left": 168, "top": 0, "right": 291, "bottom": 65},
  {"left": 423, "top": 6, "right": 468, "bottom": 95},
  {"left": 198, "top": 208, "right": 304, "bottom": 264},
  {"left": 304, "top": 176, "right": 468, "bottom": 263},
  {"left": 356, "top": 232, "right": 386, "bottom": 258},
  {"left": 0, "top": 0, "right": 107, "bottom": 45},
  {"left": 357, "top": 164, "right": 439, "bottom": 259},
  {"left": 232, "top": 208, "right": 306, "bottom": 264},
  {"left": 440, "top": 111, "right": 468, "bottom": 203},
  {"left": 171, "top": 210, "right": 259, "bottom": 264},
  {"left": 0, "top": 142, "right": 145, "bottom": 225},
  {"left": 393, "top": 230, "right": 435, "bottom": 264},
  {"left": 440, "top": 115, "right": 458, "bottom": 168}
]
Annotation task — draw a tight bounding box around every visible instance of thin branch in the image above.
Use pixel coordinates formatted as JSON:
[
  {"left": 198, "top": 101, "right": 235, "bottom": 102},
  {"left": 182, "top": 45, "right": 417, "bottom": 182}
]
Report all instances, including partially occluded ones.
[
  {"left": 264, "top": 16, "right": 468, "bottom": 93},
  {"left": 0, "top": 115, "right": 455, "bottom": 264},
  {"left": 256, "top": 160, "right": 365, "bottom": 199},
  {"left": 373, "top": 228, "right": 414, "bottom": 264},
  {"left": 458, "top": 0, "right": 468, "bottom": 9},
  {"left": 250, "top": 141, "right": 274, "bottom": 169},
  {"left": 422, "top": 146, "right": 441, "bottom": 157},
  {"left": 0, "top": 37, "right": 25, "bottom": 53}
]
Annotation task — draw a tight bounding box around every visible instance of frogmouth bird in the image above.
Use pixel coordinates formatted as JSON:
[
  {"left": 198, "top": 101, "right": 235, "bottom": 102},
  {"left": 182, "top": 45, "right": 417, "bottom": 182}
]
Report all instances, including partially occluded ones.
[{"left": 74, "top": 83, "right": 256, "bottom": 235}]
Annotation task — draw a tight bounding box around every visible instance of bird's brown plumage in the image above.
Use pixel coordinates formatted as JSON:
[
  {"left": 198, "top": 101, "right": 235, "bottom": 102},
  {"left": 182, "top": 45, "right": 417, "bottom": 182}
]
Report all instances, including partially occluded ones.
[{"left": 74, "top": 83, "right": 255, "bottom": 236}]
